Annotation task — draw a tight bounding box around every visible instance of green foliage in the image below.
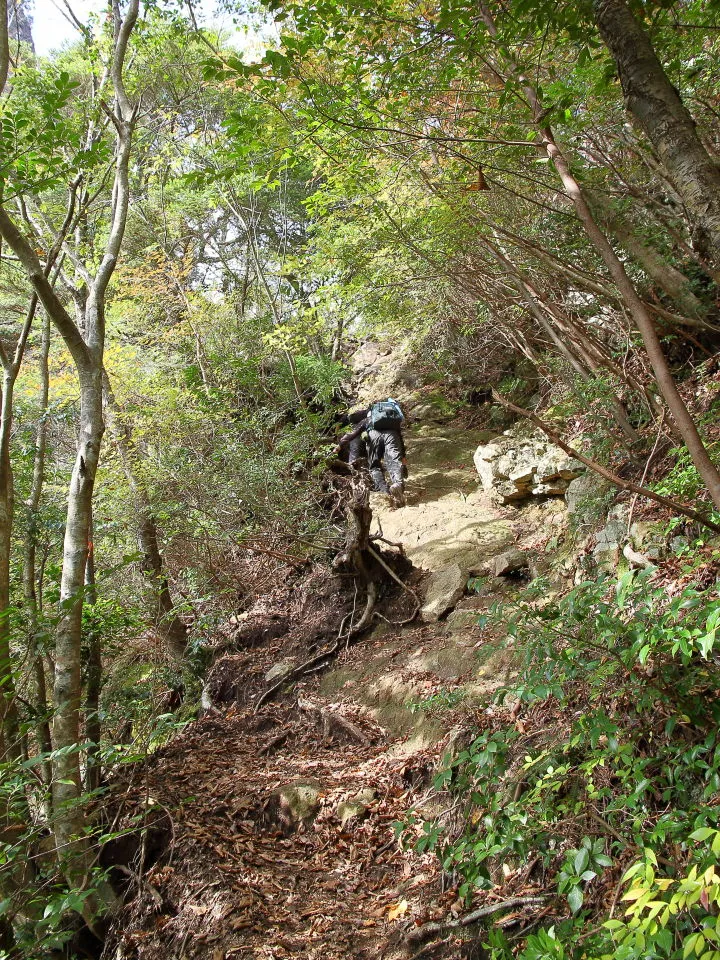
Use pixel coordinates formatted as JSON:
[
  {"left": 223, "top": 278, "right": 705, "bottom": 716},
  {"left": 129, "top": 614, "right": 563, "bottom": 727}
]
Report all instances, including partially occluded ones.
[
  {"left": 600, "top": 840, "right": 720, "bottom": 960},
  {"left": 405, "top": 569, "right": 720, "bottom": 956},
  {"left": 654, "top": 446, "right": 720, "bottom": 505},
  {"left": 408, "top": 688, "right": 466, "bottom": 715}
]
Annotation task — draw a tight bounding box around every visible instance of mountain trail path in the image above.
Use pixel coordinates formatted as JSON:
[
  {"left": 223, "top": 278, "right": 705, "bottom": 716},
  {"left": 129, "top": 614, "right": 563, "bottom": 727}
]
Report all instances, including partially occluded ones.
[{"left": 105, "top": 351, "right": 563, "bottom": 960}]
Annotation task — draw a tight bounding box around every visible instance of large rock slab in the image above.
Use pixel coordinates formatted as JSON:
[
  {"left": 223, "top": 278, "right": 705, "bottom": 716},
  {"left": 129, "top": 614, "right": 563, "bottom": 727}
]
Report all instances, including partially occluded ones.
[
  {"left": 493, "top": 549, "right": 529, "bottom": 577},
  {"left": 474, "top": 429, "right": 584, "bottom": 503},
  {"left": 421, "top": 563, "right": 467, "bottom": 622}
]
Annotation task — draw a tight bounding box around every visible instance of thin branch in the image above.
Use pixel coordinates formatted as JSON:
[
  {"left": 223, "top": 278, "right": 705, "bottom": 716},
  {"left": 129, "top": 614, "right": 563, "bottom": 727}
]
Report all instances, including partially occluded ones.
[
  {"left": 0, "top": 0, "right": 8, "bottom": 95},
  {"left": 492, "top": 390, "right": 720, "bottom": 533},
  {"left": 407, "top": 896, "right": 547, "bottom": 944}
]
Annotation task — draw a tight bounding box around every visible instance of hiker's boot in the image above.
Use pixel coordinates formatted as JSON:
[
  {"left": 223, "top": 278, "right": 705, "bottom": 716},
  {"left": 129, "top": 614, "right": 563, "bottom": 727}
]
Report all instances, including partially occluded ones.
[{"left": 390, "top": 482, "right": 405, "bottom": 506}]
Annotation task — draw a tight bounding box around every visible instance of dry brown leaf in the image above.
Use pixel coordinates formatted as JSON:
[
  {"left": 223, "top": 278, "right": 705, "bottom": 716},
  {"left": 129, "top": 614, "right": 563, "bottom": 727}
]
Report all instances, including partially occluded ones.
[{"left": 387, "top": 899, "right": 409, "bottom": 921}]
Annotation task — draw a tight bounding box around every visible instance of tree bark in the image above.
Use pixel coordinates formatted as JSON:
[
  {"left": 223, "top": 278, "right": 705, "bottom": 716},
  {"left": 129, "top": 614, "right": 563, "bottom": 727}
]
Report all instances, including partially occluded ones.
[
  {"left": 483, "top": 235, "right": 641, "bottom": 446},
  {"left": 0, "top": 292, "right": 37, "bottom": 763},
  {"left": 84, "top": 512, "right": 102, "bottom": 793},
  {"left": 0, "top": 0, "right": 139, "bottom": 909},
  {"left": 0, "top": 0, "right": 9, "bottom": 94},
  {"left": 23, "top": 313, "right": 53, "bottom": 795},
  {"left": 602, "top": 213, "right": 707, "bottom": 322},
  {"left": 593, "top": 0, "right": 720, "bottom": 265}
]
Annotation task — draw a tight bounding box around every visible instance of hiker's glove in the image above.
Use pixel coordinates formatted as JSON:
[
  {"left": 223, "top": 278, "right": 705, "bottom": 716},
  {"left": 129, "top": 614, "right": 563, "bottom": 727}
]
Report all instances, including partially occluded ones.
[{"left": 402, "top": 460, "right": 409, "bottom": 479}]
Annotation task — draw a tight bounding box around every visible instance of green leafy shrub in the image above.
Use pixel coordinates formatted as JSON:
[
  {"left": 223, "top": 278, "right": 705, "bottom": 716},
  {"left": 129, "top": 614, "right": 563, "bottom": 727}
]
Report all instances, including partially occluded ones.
[{"left": 406, "top": 570, "right": 720, "bottom": 958}]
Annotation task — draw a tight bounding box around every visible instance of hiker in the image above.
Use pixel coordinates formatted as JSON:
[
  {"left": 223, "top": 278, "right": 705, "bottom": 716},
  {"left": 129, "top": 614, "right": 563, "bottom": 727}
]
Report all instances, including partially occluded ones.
[
  {"left": 338, "top": 399, "right": 407, "bottom": 502},
  {"left": 337, "top": 408, "right": 369, "bottom": 471}
]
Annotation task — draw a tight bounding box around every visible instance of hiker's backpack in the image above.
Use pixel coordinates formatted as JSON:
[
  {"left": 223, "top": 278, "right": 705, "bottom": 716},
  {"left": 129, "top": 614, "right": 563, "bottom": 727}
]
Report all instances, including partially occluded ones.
[{"left": 368, "top": 399, "right": 404, "bottom": 431}]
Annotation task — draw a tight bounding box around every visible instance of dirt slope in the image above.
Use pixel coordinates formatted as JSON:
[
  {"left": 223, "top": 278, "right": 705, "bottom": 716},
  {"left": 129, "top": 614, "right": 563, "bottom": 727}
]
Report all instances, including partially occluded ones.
[{"left": 104, "top": 348, "right": 560, "bottom": 959}]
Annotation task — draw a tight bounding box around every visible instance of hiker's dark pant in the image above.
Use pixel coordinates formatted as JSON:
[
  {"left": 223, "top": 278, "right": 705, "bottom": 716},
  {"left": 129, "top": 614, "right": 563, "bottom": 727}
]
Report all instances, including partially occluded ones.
[
  {"left": 367, "top": 428, "right": 403, "bottom": 493},
  {"left": 348, "top": 434, "right": 368, "bottom": 469}
]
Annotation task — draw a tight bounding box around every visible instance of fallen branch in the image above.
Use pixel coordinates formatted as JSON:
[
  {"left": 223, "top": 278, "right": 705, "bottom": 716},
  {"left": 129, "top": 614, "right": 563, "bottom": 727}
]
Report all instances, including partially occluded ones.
[
  {"left": 492, "top": 390, "right": 720, "bottom": 533},
  {"left": 623, "top": 543, "right": 655, "bottom": 570},
  {"left": 407, "top": 895, "right": 547, "bottom": 944}
]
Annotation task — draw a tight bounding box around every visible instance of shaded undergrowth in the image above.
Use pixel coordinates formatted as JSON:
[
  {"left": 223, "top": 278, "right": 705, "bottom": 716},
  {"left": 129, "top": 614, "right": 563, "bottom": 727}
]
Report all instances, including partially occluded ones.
[{"left": 406, "top": 565, "right": 720, "bottom": 959}]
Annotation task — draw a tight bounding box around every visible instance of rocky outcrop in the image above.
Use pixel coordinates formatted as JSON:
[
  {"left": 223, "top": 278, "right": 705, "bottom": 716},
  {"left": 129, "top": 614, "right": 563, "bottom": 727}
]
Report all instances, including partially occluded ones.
[
  {"left": 421, "top": 563, "right": 467, "bottom": 622},
  {"left": 474, "top": 429, "right": 584, "bottom": 503},
  {"left": 493, "top": 549, "right": 529, "bottom": 577},
  {"left": 565, "top": 472, "right": 613, "bottom": 526}
]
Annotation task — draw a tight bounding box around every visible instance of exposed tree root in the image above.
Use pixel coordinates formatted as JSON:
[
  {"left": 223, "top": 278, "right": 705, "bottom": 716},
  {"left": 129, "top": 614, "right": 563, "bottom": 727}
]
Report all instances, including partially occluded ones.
[
  {"left": 406, "top": 896, "right": 547, "bottom": 946},
  {"left": 254, "top": 483, "right": 415, "bottom": 712},
  {"left": 297, "top": 696, "right": 372, "bottom": 746}
]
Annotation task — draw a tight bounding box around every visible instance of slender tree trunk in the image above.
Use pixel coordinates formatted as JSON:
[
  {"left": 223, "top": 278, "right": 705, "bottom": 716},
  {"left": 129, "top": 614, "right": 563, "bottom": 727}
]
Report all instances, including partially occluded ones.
[
  {"left": 51, "top": 370, "right": 104, "bottom": 882},
  {"left": 84, "top": 512, "right": 102, "bottom": 793},
  {"left": 478, "top": 3, "right": 720, "bottom": 510},
  {"left": 0, "top": 0, "right": 9, "bottom": 94},
  {"left": 593, "top": 0, "right": 720, "bottom": 264},
  {"left": 537, "top": 134, "right": 720, "bottom": 506},
  {"left": 102, "top": 373, "right": 187, "bottom": 659},
  {"left": 484, "top": 236, "right": 641, "bottom": 445},
  {"left": 0, "top": 294, "right": 37, "bottom": 762},
  {"left": 0, "top": 366, "right": 20, "bottom": 763},
  {"left": 598, "top": 207, "right": 708, "bottom": 322},
  {"left": 0, "top": 0, "right": 137, "bottom": 909},
  {"left": 23, "top": 313, "right": 52, "bottom": 795}
]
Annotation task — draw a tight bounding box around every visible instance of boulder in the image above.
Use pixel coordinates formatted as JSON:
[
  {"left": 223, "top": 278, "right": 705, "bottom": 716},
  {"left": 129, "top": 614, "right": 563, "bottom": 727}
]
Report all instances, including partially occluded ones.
[
  {"left": 264, "top": 658, "right": 297, "bottom": 684},
  {"left": 421, "top": 563, "right": 467, "bottom": 622},
  {"left": 493, "top": 549, "right": 529, "bottom": 577},
  {"left": 566, "top": 472, "right": 613, "bottom": 524},
  {"left": 336, "top": 788, "right": 377, "bottom": 827},
  {"left": 630, "top": 520, "right": 667, "bottom": 561},
  {"left": 592, "top": 505, "right": 628, "bottom": 572},
  {"left": 268, "top": 778, "right": 323, "bottom": 831},
  {"left": 474, "top": 429, "right": 584, "bottom": 504}
]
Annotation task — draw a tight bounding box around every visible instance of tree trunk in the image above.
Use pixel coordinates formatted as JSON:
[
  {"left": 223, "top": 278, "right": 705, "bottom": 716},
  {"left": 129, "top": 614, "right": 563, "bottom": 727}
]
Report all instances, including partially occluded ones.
[
  {"left": 0, "top": 366, "right": 20, "bottom": 763},
  {"left": 51, "top": 370, "right": 104, "bottom": 884},
  {"left": 23, "top": 313, "right": 53, "bottom": 795},
  {"left": 598, "top": 206, "right": 708, "bottom": 323},
  {"left": 102, "top": 372, "right": 187, "bottom": 660},
  {"left": 538, "top": 134, "right": 720, "bottom": 507},
  {"left": 0, "top": 295, "right": 37, "bottom": 762},
  {"left": 483, "top": 236, "right": 641, "bottom": 445},
  {"left": 84, "top": 512, "right": 102, "bottom": 793},
  {"left": 477, "top": 2, "right": 720, "bottom": 511},
  {"left": 593, "top": 0, "right": 720, "bottom": 264},
  {"left": 0, "top": 0, "right": 9, "bottom": 94}
]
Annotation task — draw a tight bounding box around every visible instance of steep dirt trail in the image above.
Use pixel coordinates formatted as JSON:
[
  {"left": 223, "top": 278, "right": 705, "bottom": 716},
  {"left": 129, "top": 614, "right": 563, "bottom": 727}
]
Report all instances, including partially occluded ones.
[
  {"left": 371, "top": 422, "right": 514, "bottom": 573},
  {"left": 106, "top": 354, "right": 541, "bottom": 960}
]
